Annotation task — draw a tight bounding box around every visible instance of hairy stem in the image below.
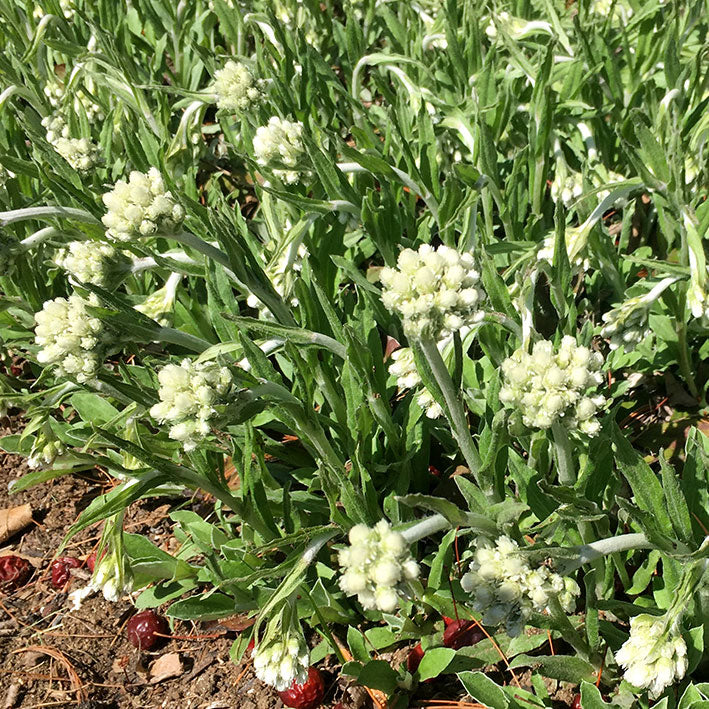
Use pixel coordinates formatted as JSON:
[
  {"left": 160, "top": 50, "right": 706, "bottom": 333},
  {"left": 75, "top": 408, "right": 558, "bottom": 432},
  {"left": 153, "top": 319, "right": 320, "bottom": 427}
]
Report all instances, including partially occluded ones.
[{"left": 418, "top": 337, "right": 482, "bottom": 479}]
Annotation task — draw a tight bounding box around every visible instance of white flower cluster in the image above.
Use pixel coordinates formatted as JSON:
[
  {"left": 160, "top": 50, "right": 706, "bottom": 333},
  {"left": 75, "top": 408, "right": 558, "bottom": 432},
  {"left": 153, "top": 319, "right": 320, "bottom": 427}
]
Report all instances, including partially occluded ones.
[
  {"left": 338, "top": 520, "right": 420, "bottom": 613},
  {"left": 213, "top": 60, "right": 265, "bottom": 112},
  {"left": 34, "top": 294, "right": 105, "bottom": 382},
  {"left": 34, "top": 0, "right": 74, "bottom": 20},
  {"left": 380, "top": 245, "right": 485, "bottom": 340},
  {"left": 253, "top": 630, "right": 309, "bottom": 691},
  {"left": 69, "top": 545, "right": 134, "bottom": 609},
  {"left": 91, "top": 548, "right": 134, "bottom": 602},
  {"left": 616, "top": 614, "right": 687, "bottom": 698},
  {"left": 149, "top": 358, "right": 232, "bottom": 451},
  {"left": 550, "top": 172, "right": 583, "bottom": 207},
  {"left": 0, "top": 163, "right": 13, "bottom": 187},
  {"left": 461, "top": 536, "right": 580, "bottom": 637},
  {"left": 389, "top": 347, "right": 442, "bottom": 418},
  {"left": 44, "top": 78, "right": 103, "bottom": 122},
  {"left": 101, "top": 168, "right": 185, "bottom": 241},
  {"left": 600, "top": 276, "right": 679, "bottom": 352},
  {"left": 247, "top": 243, "right": 308, "bottom": 314},
  {"left": 253, "top": 117, "right": 308, "bottom": 185},
  {"left": 537, "top": 225, "right": 591, "bottom": 271},
  {"left": 590, "top": 0, "right": 633, "bottom": 21},
  {"left": 54, "top": 240, "right": 128, "bottom": 287},
  {"left": 41, "top": 114, "right": 100, "bottom": 173},
  {"left": 485, "top": 12, "right": 552, "bottom": 40},
  {"left": 499, "top": 336, "right": 605, "bottom": 436},
  {"left": 28, "top": 429, "right": 65, "bottom": 469}
]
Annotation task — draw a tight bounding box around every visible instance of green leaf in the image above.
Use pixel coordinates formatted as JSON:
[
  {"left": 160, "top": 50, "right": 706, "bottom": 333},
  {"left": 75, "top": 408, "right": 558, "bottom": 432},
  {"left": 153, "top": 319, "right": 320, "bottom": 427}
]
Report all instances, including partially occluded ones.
[
  {"left": 168, "top": 593, "right": 246, "bottom": 620},
  {"left": 347, "top": 626, "right": 370, "bottom": 663},
  {"left": 659, "top": 456, "right": 693, "bottom": 544},
  {"left": 509, "top": 654, "right": 596, "bottom": 683},
  {"left": 418, "top": 647, "right": 456, "bottom": 681},
  {"left": 579, "top": 681, "right": 612, "bottom": 707},
  {"left": 457, "top": 671, "right": 509, "bottom": 708},
  {"left": 357, "top": 660, "right": 399, "bottom": 694},
  {"left": 70, "top": 392, "right": 121, "bottom": 425},
  {"left": 611, "top": 423, "right": 674, "bottom": 537}
]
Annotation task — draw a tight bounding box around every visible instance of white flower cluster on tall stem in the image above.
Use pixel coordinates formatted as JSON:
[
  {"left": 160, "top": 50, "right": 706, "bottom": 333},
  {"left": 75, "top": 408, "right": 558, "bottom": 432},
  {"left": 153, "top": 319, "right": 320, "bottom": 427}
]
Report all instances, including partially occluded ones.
[
  {"left": 41, "top": 113, "right": 101, "bottom": 173},
  {"left": 252, "top": 610, "right": 309, "bottom": 691},
  {"left": 550, "top": 171, "right": 584, "bottom": 207},
  {"left": 134, "top": 272, "right": 181, "bottom": 326},
  {"left": 461, "top": 536, "right": 580, "bottom": 637},
  {"left": 246, "top": 243, "right": 308, "bottom": 314},
  {"left": 338, "top": 520, "right": 420, "bottom": 612},
  {"left": 600, "top": 277, "right": 678, "bottom": 351},
  {"left": 69, "top": 514, "right": 133, "bottom": 609},
  {"left": 149, "top": 358, "right": 232, "bottom": 451},
  {"left": 34, "top": 293, "right": 105, "bottom": 382},
  {"left": 499, "top": 336, "right": 605, "bottom": 436},
  {"left": 379, "top": 245, "right": 485, "bottom": 340},
  {"left": 485, "top": 11, "right": 552, "bottom": 40},
  {"left": 44, "top": 78, "right": 103, "bottom": 122},
  {"left": 101, "top": 168, "right": 185, "bottom": 241},
  {"left": 34, "top": 0, "right": 74, "bottom": 20},
  {"left": 213, "top": 60, "right": 265, "bottom": 112},
  {"left": 27, "top": 423, "right": 65, "bottom": 469},
  {"left": 253, "top": 117, "right": 308, "bottom": 185},
  {"left": 389, "top": 347, "right": 442, "bottom": 419},
  {"left": 615, "top": 613, "right": 687, "bottom": 698},
  {"left": 55, "top": 240, "right": 129, "bottom": 287}
]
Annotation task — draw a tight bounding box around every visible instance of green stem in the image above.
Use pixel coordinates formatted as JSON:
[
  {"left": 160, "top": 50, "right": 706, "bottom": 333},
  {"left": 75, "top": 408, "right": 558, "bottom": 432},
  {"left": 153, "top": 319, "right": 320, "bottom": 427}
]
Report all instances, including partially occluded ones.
[
  {"left": 564, "top": 532, "right": 651, "bottom": 572},
  {"left": 157, "top": 326, "right": 211, "bottom": 353},
  {"left": 170, "top": 230, "right": 232, "bottom": 271},
  {"left": 551, "top": 422, "right": 575, "bottom": 485},
  {"left": 677, "top": 318, "right": 700, "bottom": 400},
  {"left": 418, "top": 337, "right": 482, "bottom": 479}
]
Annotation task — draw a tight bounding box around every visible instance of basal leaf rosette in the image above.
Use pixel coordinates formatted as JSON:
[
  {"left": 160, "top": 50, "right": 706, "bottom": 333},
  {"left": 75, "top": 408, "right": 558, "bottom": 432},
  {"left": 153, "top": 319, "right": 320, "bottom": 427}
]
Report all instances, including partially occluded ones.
[
  {"left": 461, "top": 536, "right": 580, "bottom": 637},
  {"left": 101, "top": 168, "right": 185, "bottom": 241},
  {"left": 338, "top": 520, "right": 420, "bottom": 612},
  {"left": 149, "top": 358, "right": 232, "bottom": 451},
  {"left": 499, "top": 335, "right": 606, "bottom": 436},
  {"left": 379, "top": 244, "right": 485, "bottom": 341}
]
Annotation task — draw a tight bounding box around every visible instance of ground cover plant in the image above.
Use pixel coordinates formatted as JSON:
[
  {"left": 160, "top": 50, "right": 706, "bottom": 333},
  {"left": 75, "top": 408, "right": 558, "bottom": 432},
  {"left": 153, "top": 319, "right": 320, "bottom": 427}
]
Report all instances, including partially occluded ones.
[{"left": 0, "top": 0, "right": 708, "bottom": 706}]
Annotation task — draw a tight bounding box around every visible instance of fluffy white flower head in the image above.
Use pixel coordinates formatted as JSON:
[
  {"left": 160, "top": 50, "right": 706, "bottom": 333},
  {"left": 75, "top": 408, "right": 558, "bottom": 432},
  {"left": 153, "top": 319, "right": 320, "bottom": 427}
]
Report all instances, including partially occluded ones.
[
  {"left": 499, "top": 336, "right": 605, "bottom": 436},
  {"left": 43, "top": 113, "right": 101, "bottom": 173},
  {"left": 101, "top": 168, "right": 185, "bottom": 241},
  {"left": 55, "top": 240, "right": 128, "bottom": 286},
  {"left": 253, "top": 117, "right": 308, "bottom": 185},
  {"left": 461, "top": 536, "right": 579, "bottom": 637},
  {"left": 615, "top": 613, "right": 687, "bottom": 699},
  {"left": 389, "top": 347, "right": 442, "bottom": 418},
  {"left": 150, "top": 358, "right": 232, "bottom": 451},
  {"left": 338, "top": 520, "right": 419, "bottom": 612},
  {"left": 213, "top": 60, "right": 265, "bottom": 112},
  {"left": 550, "top": 171, "right": 584, "bottom": 207},
  {"left": 380, "top": 244, "right": 485, "bottom": 340},
  {"left": 44, "top": 78, "right": 103, "bottom": 122},
  {"left": 252, "top": 612, "right": 309, "bottom": 691},
  {"left": 34, "top": 293, "right": 105, "bottom": 382}
]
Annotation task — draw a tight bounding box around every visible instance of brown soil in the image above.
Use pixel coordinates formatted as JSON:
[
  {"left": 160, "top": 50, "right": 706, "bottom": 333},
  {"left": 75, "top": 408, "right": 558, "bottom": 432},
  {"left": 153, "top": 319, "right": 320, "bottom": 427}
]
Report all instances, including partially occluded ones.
[
  {"left": 0, "top": 415, "right": 369, "bottom": 709},
  {"left": 0, "top": 414, "right": 580, "bottom": 708}
]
